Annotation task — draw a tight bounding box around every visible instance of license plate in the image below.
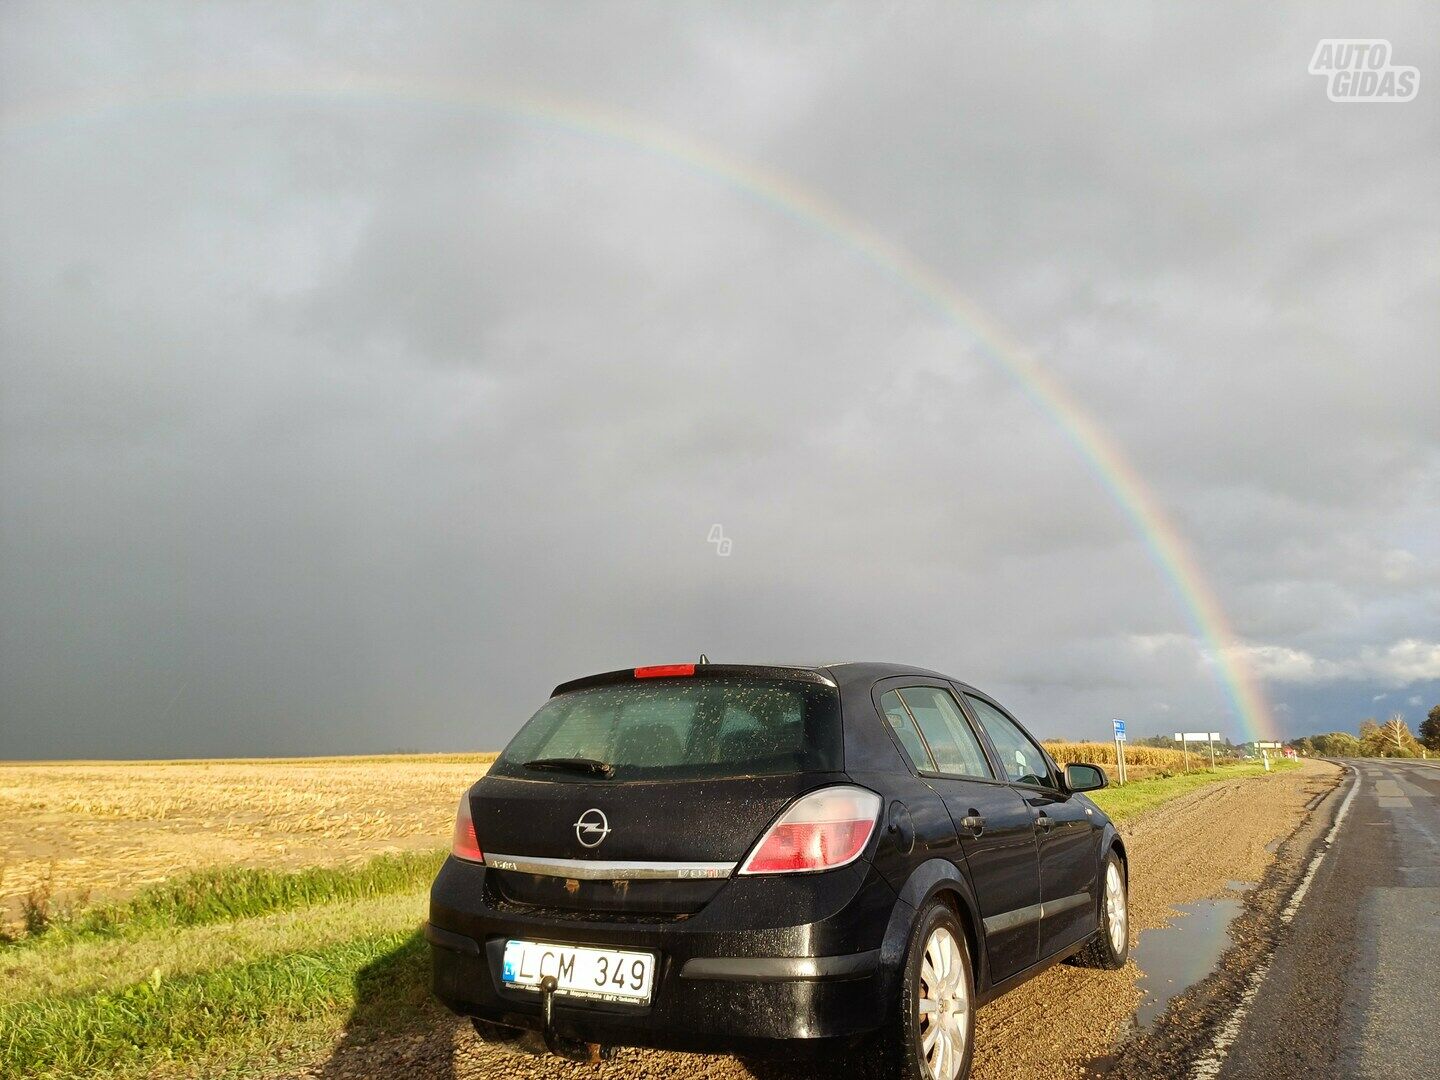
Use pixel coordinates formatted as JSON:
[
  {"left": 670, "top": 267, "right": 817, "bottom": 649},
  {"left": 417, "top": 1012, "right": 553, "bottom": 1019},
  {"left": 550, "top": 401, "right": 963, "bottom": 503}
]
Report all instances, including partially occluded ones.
[{"left": 501, "top": 939, "right": 655, "bottom": 1005}]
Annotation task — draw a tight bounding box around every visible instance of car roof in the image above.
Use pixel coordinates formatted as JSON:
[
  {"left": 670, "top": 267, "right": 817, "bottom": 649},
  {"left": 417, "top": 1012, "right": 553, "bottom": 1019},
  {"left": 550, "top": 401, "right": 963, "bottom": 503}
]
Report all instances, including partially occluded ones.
[
  {"left": 822, "top": 661, "right": 958, "bottom": 681},
  {"left": 820, "top": 661, "right": 988, "bottom": 697},
  {"left": 551, "top": 661, "right": 984, "bottom": 698}
]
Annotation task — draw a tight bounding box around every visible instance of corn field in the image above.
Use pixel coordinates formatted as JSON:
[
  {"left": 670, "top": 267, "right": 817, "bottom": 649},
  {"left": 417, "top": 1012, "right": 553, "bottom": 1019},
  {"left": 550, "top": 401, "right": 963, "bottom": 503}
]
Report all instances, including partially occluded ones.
[{"left": 1043, "top": 740, "right": 1213, "bottom": 770}]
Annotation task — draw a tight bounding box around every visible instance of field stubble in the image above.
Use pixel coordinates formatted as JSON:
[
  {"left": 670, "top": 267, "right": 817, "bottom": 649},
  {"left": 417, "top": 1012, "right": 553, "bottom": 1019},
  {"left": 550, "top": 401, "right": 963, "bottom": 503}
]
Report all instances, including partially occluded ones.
[{"left": 0, "top": 755, "right": 495, "bottom": 928}]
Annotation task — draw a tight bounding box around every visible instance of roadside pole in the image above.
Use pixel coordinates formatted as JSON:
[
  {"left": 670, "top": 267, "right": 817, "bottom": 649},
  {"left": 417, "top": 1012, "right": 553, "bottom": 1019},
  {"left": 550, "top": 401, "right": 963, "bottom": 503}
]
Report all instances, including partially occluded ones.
[
  {"left": 1112, "top": 719, "right": 1127, "bottom": 785},
  {"left": 1177, "top": 731, "right": 1212, "bottom": 773}
]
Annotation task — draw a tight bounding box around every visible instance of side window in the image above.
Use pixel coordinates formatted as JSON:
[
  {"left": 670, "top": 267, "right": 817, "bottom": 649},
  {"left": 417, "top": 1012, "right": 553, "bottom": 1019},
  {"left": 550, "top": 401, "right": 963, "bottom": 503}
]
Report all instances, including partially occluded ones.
[
  {"left": 896, "top": 687, "right": 993, "bottom": 780},
  {"left": 965, "top": 696, "right": 1056, "bottom": 789},
  {"left": 879, "top": 690, "right": 935, "bottom": 772}
]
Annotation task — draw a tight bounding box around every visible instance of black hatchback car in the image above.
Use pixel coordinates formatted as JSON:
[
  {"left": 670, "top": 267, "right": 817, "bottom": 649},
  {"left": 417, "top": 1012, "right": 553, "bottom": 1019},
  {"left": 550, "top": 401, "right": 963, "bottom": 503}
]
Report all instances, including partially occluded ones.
[{"left": 428, "top": 662, "right": 1129, "bottom": 1080}]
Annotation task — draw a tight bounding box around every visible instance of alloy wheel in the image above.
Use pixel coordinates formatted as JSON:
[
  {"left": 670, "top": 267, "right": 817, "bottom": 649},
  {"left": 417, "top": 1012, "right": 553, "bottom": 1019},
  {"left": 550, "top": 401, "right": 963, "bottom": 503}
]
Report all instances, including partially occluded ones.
[
  {"left": 917, "top": 925, "right": 968, "bottom": 1080},
  {"left": 1106, "top": 860, "right": 1128, "bottom": 955}
]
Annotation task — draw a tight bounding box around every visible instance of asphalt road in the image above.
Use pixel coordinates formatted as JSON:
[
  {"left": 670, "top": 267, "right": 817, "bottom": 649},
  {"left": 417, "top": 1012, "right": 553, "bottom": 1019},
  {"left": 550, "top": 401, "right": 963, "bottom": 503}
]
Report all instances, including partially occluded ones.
[{"left": 1210, "top": 758, "right": 1440, "bottom": 1079}]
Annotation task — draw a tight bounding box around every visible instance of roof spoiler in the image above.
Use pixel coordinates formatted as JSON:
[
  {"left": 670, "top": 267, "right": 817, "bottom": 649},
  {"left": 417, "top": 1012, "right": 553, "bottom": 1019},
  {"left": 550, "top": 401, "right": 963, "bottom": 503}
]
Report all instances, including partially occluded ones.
[{"left": 551, "top": 664, "right": 836, "bottom": 697}]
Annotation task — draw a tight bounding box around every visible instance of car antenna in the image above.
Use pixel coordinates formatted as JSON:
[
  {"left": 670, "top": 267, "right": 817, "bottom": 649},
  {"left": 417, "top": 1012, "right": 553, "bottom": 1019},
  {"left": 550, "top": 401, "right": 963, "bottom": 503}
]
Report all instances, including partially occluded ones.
[{"left": 698, "top": 653, "right": 710, "bottom": 665}]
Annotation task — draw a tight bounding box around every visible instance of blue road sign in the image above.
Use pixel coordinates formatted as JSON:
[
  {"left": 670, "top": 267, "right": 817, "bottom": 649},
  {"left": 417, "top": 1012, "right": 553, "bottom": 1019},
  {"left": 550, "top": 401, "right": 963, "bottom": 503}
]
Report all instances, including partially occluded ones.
[{"left": 1112, "top": 719, "right": 1126, "bottom": 741}]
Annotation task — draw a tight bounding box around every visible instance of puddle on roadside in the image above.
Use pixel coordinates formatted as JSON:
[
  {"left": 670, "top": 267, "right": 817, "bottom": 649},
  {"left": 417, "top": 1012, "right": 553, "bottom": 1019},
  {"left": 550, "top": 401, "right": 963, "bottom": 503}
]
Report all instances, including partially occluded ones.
[
  {"left": 1132, "top": 897, "right": 1243, "bottom": 1029},
  {"left": 1225, "top": 880, "right": 1256, "bottom": 893}
]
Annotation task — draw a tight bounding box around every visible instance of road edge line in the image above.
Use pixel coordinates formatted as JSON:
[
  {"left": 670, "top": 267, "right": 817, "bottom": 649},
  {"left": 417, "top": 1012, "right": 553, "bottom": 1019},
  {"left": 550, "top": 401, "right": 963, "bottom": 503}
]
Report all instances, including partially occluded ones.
[{"left": 1187, "top": 763, "right": 1358, "bottom": 1080}]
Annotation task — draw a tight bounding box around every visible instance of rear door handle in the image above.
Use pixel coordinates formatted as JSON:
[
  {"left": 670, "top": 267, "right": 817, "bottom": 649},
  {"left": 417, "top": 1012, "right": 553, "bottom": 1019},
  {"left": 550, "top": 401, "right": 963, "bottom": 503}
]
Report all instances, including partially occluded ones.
[{"left": 959, "top": 813, "right": 985, "bottom": 837}]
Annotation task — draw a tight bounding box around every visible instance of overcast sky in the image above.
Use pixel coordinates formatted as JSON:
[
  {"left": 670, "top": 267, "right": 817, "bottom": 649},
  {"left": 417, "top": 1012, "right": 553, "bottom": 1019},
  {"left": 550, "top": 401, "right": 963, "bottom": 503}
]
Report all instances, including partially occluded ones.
[{"left": 2, "top": 2, "right": 1437, "bottom": 759}]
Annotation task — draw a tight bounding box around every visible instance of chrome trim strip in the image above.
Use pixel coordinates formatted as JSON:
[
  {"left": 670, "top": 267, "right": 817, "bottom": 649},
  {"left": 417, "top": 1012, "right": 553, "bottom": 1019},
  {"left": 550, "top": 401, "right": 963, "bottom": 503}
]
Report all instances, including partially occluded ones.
[
  {"left": 983, "top": 901, "right": 1044, "bottom": 936},
  {"left": 484, "top": 853, "right": 736, "bottom": 881},
  {"left": 982, "top": 891, "right": 1092, "bottom": 936},
  {"left": 1042, "top": 890, "right": 1093, "bottom": 918},
  {"left": 680, "top": 950, "right": 880, "bottom": 981}
]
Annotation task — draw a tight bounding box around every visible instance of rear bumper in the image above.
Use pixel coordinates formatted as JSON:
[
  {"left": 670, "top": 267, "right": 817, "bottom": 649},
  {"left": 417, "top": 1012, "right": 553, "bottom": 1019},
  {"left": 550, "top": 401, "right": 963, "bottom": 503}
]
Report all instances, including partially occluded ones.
[{"left": 427, "top": 855, "right": 900, "bottom": 1053}]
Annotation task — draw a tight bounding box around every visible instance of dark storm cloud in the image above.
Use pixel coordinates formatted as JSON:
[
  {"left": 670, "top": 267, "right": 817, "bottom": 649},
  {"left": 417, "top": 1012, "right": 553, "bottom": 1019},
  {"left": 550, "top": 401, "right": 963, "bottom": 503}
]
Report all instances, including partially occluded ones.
[{"left": 2, "top": 2, "right": 1437, "bottom": 757}]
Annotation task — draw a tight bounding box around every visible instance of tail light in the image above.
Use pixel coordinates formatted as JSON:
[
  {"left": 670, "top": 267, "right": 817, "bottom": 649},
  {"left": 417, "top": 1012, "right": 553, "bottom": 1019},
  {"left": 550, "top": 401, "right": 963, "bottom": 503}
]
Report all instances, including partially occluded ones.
[
  {"left": 451, "top": 793, "right": 483, "bottom": 863},
  {"left": 738, "top": 786, "right": 882, "bottom": 875},
  {"left": 635, "top": 664, "right": 695, "bottom": 678}
]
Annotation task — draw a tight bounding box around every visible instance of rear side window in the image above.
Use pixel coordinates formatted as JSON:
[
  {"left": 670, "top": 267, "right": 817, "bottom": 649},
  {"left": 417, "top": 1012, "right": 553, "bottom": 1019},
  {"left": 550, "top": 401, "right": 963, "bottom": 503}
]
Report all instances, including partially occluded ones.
[
  {"left": 880, "top": 690, "right": 935, "bottom": 771},
  {"left": 896, "top": 687, "right": 993, "bottom": 779},
  {"left": 490, "top": 677, "right": 841, "bottom": 782},
  {"left": 965, "top": 695, "right": 1056, "bottom": 789}
]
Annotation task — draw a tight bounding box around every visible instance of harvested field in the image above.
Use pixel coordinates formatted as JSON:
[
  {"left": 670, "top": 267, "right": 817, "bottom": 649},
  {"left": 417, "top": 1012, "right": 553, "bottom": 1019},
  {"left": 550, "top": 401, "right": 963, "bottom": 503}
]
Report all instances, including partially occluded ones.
[{"left": 0, "top": 755, "right": 495, "bottom": 928}]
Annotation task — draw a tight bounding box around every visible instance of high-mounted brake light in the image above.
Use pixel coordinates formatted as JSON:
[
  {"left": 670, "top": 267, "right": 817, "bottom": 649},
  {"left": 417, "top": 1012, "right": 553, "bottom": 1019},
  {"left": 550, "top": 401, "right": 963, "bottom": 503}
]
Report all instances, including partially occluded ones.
[
  {"left": 739, "top": 786, "right": 882, "bottom": 875},
  {"left": 634, "top": 664, "right": 695, "bottom": 678},
  {"left": 451, "top": 793, "right": 483, "bottom": 863}
]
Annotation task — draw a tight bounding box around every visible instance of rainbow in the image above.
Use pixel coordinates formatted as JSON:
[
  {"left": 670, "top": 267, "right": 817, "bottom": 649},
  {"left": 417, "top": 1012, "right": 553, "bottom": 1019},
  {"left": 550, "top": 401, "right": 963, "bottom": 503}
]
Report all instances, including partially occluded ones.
[{"left": 0, "top": 76, "right": 1277, "bottom": 741}]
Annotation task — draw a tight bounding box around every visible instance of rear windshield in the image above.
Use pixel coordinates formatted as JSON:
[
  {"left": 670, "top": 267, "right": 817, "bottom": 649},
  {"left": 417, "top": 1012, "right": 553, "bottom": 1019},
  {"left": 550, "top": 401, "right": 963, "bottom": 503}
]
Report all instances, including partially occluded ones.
[{"left": 490, "top": 677, "right": 842, "bottom": 782}]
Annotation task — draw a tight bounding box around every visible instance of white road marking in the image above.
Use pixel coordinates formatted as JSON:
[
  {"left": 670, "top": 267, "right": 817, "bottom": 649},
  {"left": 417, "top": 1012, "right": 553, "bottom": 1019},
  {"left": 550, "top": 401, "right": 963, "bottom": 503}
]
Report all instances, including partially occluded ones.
[
  {"left": 1280, "top": 765, "right": 1359, "bottom": 923},
  {"left": 1188, "top": 764, "right": 1360, "bottom": 1080}
]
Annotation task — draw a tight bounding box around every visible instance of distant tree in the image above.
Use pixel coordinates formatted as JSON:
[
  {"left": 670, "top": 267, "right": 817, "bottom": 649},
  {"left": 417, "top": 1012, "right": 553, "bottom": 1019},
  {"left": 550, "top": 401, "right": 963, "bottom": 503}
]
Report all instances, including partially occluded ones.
[
  {"left": 1297, "top": 720, "right": 1430, "bottom": 759},
  {"left": 1358, "top": 717, "right": 1384, "bottom": 757},
  {"left": 1134, "top": 734, "right": 1178, "bottom": 750},
  {"left": 1315, "top": 731, "right": 1361, "bottom": 757},
  {"left": 1419, "top": 705, "right": 1440, "bottom": 753},
  {"left": 1367, "top": 714, "right": 1421, "bottom": 757}
]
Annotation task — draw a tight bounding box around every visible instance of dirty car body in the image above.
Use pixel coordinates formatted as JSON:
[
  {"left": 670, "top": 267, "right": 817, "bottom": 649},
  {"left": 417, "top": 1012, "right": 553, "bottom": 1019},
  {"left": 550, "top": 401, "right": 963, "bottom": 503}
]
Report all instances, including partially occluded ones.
[{"left": 428, "top": 662, "right": 1126, "bottom": 1068}]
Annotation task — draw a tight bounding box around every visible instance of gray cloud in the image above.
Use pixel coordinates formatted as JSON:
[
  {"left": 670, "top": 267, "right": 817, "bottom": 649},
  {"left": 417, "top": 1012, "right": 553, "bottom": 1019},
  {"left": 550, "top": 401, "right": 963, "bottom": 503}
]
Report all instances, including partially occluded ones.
[{"left": 2, "top": 2, "right": 1438, "bottom": 758}]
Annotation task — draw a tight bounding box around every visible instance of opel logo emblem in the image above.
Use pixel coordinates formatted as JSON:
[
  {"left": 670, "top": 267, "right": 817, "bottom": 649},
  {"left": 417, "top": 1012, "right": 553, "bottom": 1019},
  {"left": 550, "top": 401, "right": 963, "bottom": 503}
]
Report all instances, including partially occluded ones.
[{"left": 574, "top": 807, "right": 610, "bottom": 848}]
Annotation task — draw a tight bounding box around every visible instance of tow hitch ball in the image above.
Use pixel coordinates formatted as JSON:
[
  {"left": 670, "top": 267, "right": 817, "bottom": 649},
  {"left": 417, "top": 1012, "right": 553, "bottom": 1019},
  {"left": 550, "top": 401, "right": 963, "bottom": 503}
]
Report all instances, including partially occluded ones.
[{"left": 539, "top": 975, "right": 616, "bottom": 1064}]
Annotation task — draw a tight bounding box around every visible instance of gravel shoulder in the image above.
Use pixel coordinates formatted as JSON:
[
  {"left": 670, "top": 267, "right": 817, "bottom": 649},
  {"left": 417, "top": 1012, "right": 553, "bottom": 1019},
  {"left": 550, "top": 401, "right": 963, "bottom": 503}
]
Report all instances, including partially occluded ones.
[
  {"left": 299, "top": 761, "right": 1340, "bottom": 1080},
  {"left": 1101, "top": 758, "right": 1351, "bottom": 1079},
  {"left": 1123, "top": 758, "right": 1439, "bottom": 1080}
]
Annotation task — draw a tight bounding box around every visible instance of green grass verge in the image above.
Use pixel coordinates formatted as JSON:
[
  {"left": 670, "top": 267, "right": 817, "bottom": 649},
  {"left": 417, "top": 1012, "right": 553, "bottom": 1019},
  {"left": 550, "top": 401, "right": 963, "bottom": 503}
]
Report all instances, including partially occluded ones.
[
  {"left": 0, "top": 928, "right": 434, "bottom": 1080},
  {"left": 1088, "top": 760, "right": 1300, "bottom": 822},
  {"left": 1, "top": 889, "right": 429, "bottom": 1005},
  {"left": 8, "top": 849, "right": 445, "bottom": 949}
]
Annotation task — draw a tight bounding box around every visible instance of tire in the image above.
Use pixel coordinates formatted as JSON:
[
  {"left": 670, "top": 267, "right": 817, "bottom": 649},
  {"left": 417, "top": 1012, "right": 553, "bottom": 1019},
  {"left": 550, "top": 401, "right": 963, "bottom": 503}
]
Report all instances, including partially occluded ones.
[
  {"left": 470, "top": 1016, "right": 525, "bottom": 1043},
  {"left": 1072, "top": 852, "right": 1129, "bottom": 970},
  {"left": 871, "top": 898, "right": 976, "bottom": 1080}
]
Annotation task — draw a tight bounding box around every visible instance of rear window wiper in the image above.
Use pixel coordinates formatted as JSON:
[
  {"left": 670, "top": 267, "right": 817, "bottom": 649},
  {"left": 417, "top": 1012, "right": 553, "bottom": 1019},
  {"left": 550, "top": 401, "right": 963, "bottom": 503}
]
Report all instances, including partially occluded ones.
[{"left": 522, "top": 757, "right": 615, "bottom": 778}]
